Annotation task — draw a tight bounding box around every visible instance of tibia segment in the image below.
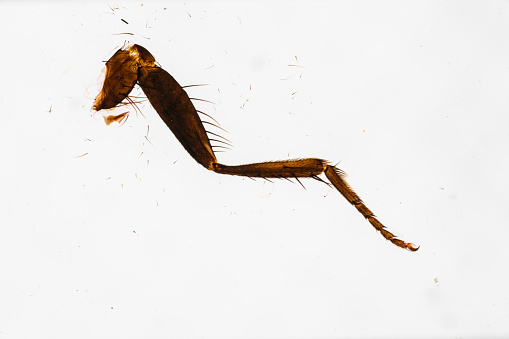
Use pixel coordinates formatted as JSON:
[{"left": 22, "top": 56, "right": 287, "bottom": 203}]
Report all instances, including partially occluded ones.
[{"left": 212, "top": 158, "right": 326, "bottom": 178}]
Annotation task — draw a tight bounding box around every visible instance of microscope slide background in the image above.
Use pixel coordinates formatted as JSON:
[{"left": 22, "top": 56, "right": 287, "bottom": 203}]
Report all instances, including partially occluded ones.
[{"left": 1, "top": 1, "right": 508, "bottom": 338}]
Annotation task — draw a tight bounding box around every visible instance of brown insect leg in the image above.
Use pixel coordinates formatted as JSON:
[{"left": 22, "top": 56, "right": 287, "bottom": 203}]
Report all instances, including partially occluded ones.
[{"left": 93, "top": 44, "right": 418, "bottom": 252}]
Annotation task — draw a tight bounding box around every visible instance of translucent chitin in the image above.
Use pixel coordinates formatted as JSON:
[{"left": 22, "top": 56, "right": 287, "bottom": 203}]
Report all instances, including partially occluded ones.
[{"left": 93, "top": 44, "right": 418, "bottom": 252}]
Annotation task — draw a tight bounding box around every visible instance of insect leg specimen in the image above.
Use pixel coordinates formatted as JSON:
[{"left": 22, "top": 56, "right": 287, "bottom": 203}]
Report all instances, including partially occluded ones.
[{"left": 93, "top": 44, "right": 418, "bottom": 252}]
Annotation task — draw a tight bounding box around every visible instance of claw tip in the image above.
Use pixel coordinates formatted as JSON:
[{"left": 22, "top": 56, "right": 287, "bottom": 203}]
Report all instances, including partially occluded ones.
[{"left": 406, "top": 243, "right": 420, "bottom": 252}]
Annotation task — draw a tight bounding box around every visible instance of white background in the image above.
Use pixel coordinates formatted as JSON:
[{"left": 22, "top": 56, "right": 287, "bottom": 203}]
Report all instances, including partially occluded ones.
[{"left": 1, "top": 1, "right": 509, "bottom": 338}]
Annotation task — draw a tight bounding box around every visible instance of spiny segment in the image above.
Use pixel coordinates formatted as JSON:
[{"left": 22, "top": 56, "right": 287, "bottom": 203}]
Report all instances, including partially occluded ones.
[
  {"left": 211, "top": 145, "right": 232, "bottom": 151},
  {"left": 196, "top": 109, "right": 222, "bottom": 127},
  {"left": 202, "top": 121, "right": 229, "bottom": 134},
  {"left": 181, "top": 84, "right": 210, "bottom": 89},
  {"left": 293, "top": 175, "right": 306, "bottom": 190},
  {"left": 189, "top": 97, "right": 215, "bottom": 105},
  {"left": 209, "top": 138, "right": 234, "bottom": 148},
  {"left": 206, "top": 130, "right": 232, "bottom": 144},
  {"left": 125, "top": 96, "right": 145, "bottom": 118}
]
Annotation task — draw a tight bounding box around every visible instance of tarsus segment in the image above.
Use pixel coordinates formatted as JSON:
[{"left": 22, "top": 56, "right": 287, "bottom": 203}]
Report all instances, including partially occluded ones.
[{"left": 324, "top": 165, "right": 419, "bottom": 251}]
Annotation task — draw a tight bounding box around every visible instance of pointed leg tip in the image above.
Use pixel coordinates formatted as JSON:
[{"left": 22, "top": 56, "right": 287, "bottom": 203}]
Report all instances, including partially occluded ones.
[{"left": 406, "top": 243, "right": 420, "bottom": 252}]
